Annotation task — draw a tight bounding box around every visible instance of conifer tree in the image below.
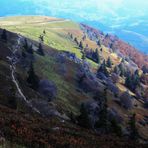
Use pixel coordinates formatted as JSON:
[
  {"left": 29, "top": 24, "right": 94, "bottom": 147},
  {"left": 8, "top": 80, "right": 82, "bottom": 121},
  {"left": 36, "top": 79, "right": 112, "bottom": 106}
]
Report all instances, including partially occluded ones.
[
  {"left": 129, "top": 113, "right": 138, "bottom": 140},
  {"left": 119, "top": 63, "right": 125, "bottom": 77},
  {"left": 97, "top": 60, "right": 108, "bottom": 77},
  {"left": 37, "top": 43, "right": 44, "bottom": 56},
  {"left": 27, "top": 62, "right": 39, "bottom": 90},
  {"left": 101, "top": 88, "right": 108, "bottom": 128},
  {"left": 107, "top": 57, "right": 112, "bottom": 68},
  {"left": 43, "top": 30, "right": 46, "bottom": 34},
  {"left": 125, "top": 74, "right": 132, "bottom": 89},
  {"left": 81, "top": 50, "right": 86, "bottom": 60},
  {"left": 27, "top": 44, "right": 33, "bottom": 54},
  {"left": 22, "top": 50, "right": 26, "bottom": 58},
  {"left": 1, "top": 29, "right": 7, "bottom": 42},
  {"left": 97, "top": 40, "right": 101, "bottom": 46},
  {"left": 74, "top": 37, "right": 79, "bottom": 45},
  {"left": 142, "top": 65, "right": 148, "bottom": 74},
  {"left": 39, "top": 35, "right": 44, "bottom": 43},
  {"left": 114, "top": 66, "right": 120, "bottom": 75},
  {"left": 78, "top": 104, "right": 90, "bottom": 128},
  {"left": 23, "top": 38, "right": 28, "bottom": 50},
  {"left": 70, "top": 34, "right": 73, "bottom": 39},
  {"left": 95, "top": 88, "right": 108, "bottom": 132},
  {"left": 95, "top": 48, "right": 100, "bottom": 64},
  {"left": 79, "top": 41, "right": 83, "bottom": 49},
  {"left": 125, "top": 70, "right": 140, "bottom": 91}
]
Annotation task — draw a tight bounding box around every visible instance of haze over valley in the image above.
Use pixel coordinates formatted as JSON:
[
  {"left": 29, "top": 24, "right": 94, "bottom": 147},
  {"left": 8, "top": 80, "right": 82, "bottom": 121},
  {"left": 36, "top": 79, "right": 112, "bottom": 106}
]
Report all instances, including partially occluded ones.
[{"left": 0, "top": 0, "right": 148, "bottom": 54}]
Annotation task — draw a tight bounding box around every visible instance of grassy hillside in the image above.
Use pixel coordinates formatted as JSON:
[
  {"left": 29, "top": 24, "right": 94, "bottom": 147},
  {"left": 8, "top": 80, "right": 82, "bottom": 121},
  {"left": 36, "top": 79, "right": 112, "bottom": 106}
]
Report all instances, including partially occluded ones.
[
  {"left": 0, "top": 16, "right": 119, "bottom": 67},
  {"left": 0, "top": 16, "right": 148, "bottom": 146}
]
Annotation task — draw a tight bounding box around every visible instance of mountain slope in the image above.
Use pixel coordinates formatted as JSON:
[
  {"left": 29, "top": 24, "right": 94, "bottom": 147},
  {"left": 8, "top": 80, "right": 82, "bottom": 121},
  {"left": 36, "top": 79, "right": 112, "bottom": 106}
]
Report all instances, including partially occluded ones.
[{"left": 0, "top": 16, "right": 148, "bottom": 147}]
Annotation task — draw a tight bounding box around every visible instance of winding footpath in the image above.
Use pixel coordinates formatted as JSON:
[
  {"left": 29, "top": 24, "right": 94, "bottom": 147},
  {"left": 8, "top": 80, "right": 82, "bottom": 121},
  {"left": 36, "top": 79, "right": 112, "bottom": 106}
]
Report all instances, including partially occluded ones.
[{"left": 7, "top": 35, "right": 40, "bottom": 114}]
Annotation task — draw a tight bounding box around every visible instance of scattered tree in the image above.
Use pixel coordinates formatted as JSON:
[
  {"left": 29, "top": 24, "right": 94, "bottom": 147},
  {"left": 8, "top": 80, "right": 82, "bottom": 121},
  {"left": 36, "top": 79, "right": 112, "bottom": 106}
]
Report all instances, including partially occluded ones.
[
  {"left": 110, "top": 118, "right": 122, "bottom": 136},
  {"left": 95, "top": 88, "right": 108, "bottom": 132},
  {"left": 23, "top": 38, "right": 28, "bottom": 50},
  {"left": 43, "top": 30, "right": 46, "bottom": 34},
  {"left": 82, "top": 35, "right": 86, "bottom": 41},
  {"left": 1, "top": 29, "right": 7, "bottom": 41},
  {"left": 97, "top": 40, "right": 101, "bottom": 46},
  {"left": 129, "top": 113, "right": 138, "bottom": 140},
  {"left": 22, "top": 50, "right": 26, "bottom": 58},
  {"left": 74, "top": 37, "right": 79, "bottom": 45},
  {"left": 120, "top": 91, "right": 133, "bottom": 109},
  {"left": 70, "top": 34, "right": 73, "bottom": 39},
  {"left": 107, "top": 57, "right": 112, "bottom": 68},
  {"left": 95, "top": 48, "right": 100, "bottom": 64},
  {"left": 79, "top": 41, "right": 84, "bottom": 49},
  {"left": 97, "top": 60, "right": 108, "bottom": 77},
  {"left": 39, "top": 35, "right": 44, "bottom": 43},
  {"left": 37, "top": 43, "right": 44, "bottom": 56},
  {"left": 142, "top": 65, "right": 148, "bottom": 74},
  {"left": 118, "top": 63, "right": 125, "bottom": 77},
  {"left": 81, "top": 50, "right": 86, "bottom": 60},
  {"left": 114, "top": 66, "right": 120, "bottom": 75},
  {"left": 77, "top": 103, "right": 91, "bottom": 128},
  {"left": 27, "top": 62, "right": 39, "bottom": 90},
  {"left": 125, "top": 70, "right": 140, "bottom": 91},
  {"left": 27, "top": 44, "right": 33, "bottom": 54}
]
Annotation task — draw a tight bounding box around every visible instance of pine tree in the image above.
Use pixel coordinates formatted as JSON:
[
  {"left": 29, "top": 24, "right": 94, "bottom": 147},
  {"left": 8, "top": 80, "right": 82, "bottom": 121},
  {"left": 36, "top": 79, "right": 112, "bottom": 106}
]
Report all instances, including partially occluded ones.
[
  {"left": 107, "top": 57, "right": 112, "bottom": 68},
  {"left": 97, "top": 40, "right": 101, "bottom": 46},
  {"left": 81, "top": 50, "right": 86, "bottom": 60},
  {"left": 119, "top": 63, "right": 125, "bottom": 77},
  {"left": 37, "top": 43, "right": 44, "bottom": 56},
  {"left": 23, "top": 38, "right": 28, "bottom": 50},
  {"left": 27, "top": 62, "right": 39, "bottom": 90},
  {"left": 114, "top": 66, "right": 120, "bottom": 75},
  {"left": 142, "top": 65, "right": 148, "bottom": 74},
  {"left": 82, "top": 35, "right": 86, "bottom": 41},
  {"left": 1, "top": 29, "right": 7, "bottom": 41},
  {"left": 39, "top": 35, "right": 44, "bottom": 43},
  {"left": 125, "top": 70, "right": 140, "bottom": 91},
  {"left": 27, "top": 44, "right": 33, "bottom": 54},
  {"left": 22, "top": 50, "right": 26, "bottom": 58},
  {"left": 79, "top": 41, "right": 83, "bottom": 49},
  {"left": 74, "top": 37, "right": 79, "bottom": 45},
  {"left": 110, "top": 43, "right": 113, "bottom": 49},
  {"left": 70, "top": 34, "right": 73, "bottom": 39},
  {"left": 95, "top": 48, "right": 100, "bottom": 64},
  {"left": 43, "top": 30, "right": 46, "bottom": 34},
  {"left": 110, "top": 118, "right": 122, "bottom": 136},
  {"left": 125, "top": 74, "right": 132, "bottom": 89},
  {"left": 129, "top": 113, "right": 138, "bottom": 140},
  {"left": 95, "top": 88, "right": 108, "bottom": 132},
  {"left": 101, "top": 88, "right": 108, "bottom": 129},
  {"left": 97, "top": 60, "right": 108, "bottom": 77},
  {"left": 78, "top": 104, "right": 90, "bottom": 128}
]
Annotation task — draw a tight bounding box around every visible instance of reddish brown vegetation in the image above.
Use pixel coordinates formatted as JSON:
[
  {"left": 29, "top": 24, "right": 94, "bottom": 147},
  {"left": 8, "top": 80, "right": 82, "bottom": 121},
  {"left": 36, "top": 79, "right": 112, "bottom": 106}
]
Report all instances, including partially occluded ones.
[
  {"left": 0, "top": 105, "right": 144, "bottom": 148},
  {"left": 81, "top": 24, "right": 148, "bottom": 69}
]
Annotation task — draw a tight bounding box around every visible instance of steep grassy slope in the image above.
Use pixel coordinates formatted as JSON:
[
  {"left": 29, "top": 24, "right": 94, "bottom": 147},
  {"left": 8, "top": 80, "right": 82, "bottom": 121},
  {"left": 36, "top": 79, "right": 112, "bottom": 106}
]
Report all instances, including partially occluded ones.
[
  {"left": 0, "top": 16, "right": 120, "bottom": 68},
  {"left": 0, "top": 16, "right": 148, "bottom": 146}
]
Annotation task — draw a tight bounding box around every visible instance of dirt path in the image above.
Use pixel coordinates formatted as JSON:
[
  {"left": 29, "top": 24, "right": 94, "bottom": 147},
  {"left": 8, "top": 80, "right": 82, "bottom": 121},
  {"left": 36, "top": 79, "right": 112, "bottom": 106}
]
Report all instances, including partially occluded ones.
[{"left": 7, "top": 35, "right": 40, "bottom": 114}]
